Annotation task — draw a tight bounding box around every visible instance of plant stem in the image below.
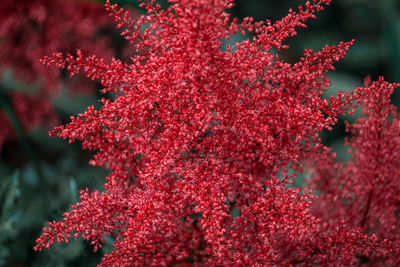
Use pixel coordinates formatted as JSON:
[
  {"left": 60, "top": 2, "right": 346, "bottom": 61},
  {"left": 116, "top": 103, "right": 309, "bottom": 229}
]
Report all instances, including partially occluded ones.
[{"left": 0, "top": 87, "right": 45, "bottom": 182}]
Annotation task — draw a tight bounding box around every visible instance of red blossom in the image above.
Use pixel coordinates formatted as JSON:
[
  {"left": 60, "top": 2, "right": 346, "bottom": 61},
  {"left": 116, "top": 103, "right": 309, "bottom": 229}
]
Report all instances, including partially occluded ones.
[
  {"left": 35, "top": 0, "right": 399, "bottom": 265},
  {"left": 0, "top": 0, "right": 135, "bottom": 149},
  {"left": 308, "top": 76, "right": 400, "bottom": 265}
]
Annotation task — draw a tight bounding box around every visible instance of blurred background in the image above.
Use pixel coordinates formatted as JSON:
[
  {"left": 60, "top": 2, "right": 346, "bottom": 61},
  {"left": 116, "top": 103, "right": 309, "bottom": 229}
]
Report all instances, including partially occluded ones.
[{"left": 0, "top": 0, "right": 399, "bottom": 266}]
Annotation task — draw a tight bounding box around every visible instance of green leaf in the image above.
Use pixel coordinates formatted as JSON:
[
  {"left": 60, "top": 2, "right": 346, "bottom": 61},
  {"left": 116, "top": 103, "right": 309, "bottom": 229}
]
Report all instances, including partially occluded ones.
[
  {"left": 0, "top": 171, "right": 22, "bottom": 258},
  {"left": 29, "top": 129, "right": 69, "bottom": 153},
  {"left": 0, "top": 69, "right": 37, "bottom": 95},
  {"left": 53, "top": 89, "right": 101, "bottom": 115},
  {"left": 1, "top": 171, "right": 21, "bottom": 221}
]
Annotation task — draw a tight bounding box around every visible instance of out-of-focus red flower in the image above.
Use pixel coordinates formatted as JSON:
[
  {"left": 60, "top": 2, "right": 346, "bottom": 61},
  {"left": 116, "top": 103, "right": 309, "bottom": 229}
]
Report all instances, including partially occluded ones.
[
  {"left": 0, "top": 0, "right": 135, "bottom": 149},
  {"left": 308, "top": 76, "right": 400, "bottom": 265},
  {"left": 34, "top": 0, "right": 400, "bottom": 265}
]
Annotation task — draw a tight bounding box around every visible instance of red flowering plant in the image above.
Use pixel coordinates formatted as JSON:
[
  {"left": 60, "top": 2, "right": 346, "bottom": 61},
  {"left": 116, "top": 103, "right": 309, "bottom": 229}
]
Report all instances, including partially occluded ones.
[
  {"left": 307, "top": 76, "right": 400, "bottom": 265},
  {"left": 34, "top": 0, "right": 400, "bottom": 265},
  {"left": 0, "top": 0, "right": 134, "bottom": 149}
]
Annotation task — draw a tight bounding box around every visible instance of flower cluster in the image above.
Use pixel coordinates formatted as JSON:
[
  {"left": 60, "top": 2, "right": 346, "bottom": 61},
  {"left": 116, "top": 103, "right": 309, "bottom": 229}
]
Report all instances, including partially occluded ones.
[
  {"left": 308, "top": 75, "right": 400, "bottom": 265},
  {"left": 34, "top": 0, "right": 400, "bottom": 265},
  {"left": 0, "top": 0, "right": 133, "bottom": 149}
]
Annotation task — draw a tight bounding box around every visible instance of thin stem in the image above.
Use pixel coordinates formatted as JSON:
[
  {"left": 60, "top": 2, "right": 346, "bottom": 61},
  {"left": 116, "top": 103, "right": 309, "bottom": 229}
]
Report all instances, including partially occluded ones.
[
  {"left": 0, "top": 86, "right": 45, "bottom": 182},
  {"left": 360, "top": 189, "right": 373, "bottom": 228}
]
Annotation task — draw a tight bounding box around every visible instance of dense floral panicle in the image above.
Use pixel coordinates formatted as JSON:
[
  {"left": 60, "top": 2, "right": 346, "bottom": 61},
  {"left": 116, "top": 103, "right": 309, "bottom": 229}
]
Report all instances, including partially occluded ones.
[
  {"left": 0, "top": 0, "right": 135, "bottom": 149},
  {"left": 35, "top": 0, "right": 399, "bottom": 265},
  {"left": 308, "top": 77, "right": 400, "bottom": 265}
]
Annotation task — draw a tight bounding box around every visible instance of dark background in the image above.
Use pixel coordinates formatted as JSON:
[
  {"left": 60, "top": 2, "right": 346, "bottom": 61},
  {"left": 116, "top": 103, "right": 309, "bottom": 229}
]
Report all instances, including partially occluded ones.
[{"left": 0, "top": 0, "right": 399, "bottom": 265}]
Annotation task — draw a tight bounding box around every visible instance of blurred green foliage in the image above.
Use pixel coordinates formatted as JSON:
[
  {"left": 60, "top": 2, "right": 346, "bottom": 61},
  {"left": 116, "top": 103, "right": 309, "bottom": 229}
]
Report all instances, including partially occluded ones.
[
  {"left": 0, "top": 82, "right": 110, "bottom": 265},
  {"left": 1, "top": 0, "right": 399, "bottom": 265}
]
